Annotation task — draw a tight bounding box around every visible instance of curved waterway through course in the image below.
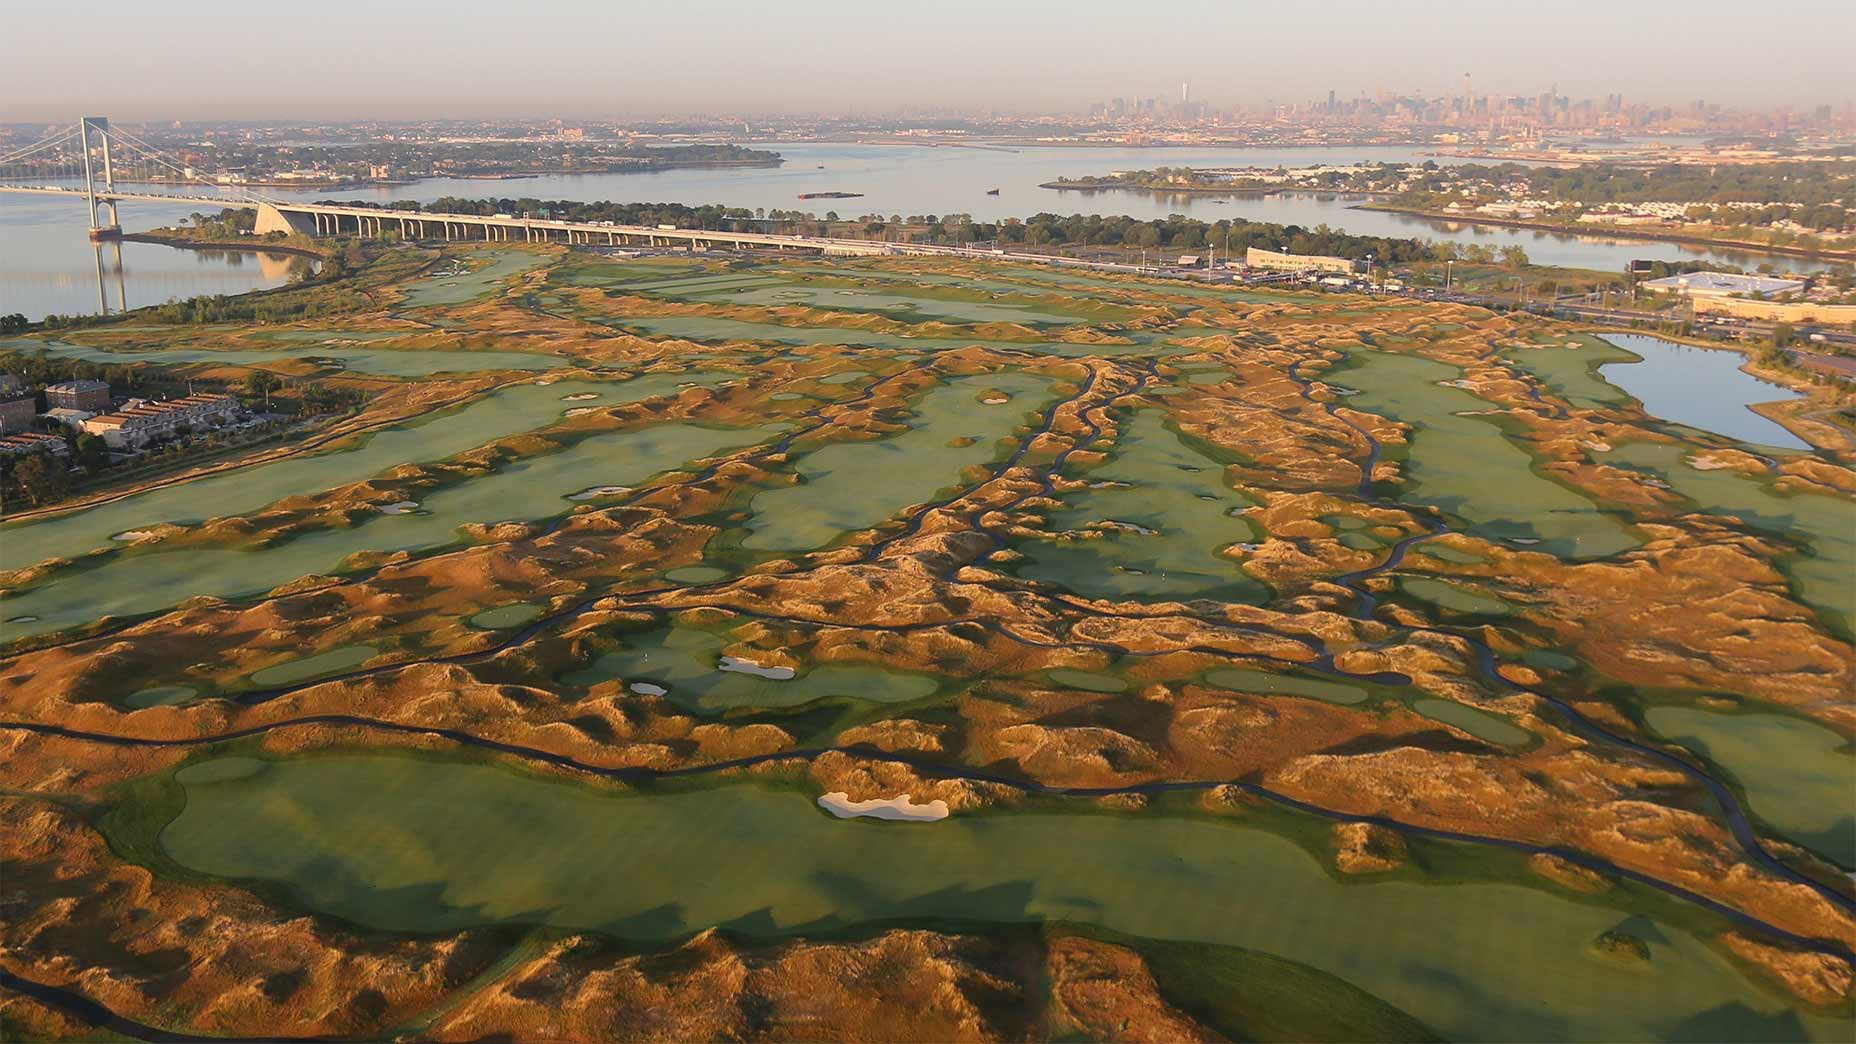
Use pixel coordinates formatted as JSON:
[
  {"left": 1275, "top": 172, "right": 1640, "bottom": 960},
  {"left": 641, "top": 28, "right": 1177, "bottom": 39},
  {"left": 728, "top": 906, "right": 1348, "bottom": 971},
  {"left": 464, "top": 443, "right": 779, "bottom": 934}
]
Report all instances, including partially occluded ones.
[{"left": 103, "top": 750, "right": 1851, "bottom": 1043}]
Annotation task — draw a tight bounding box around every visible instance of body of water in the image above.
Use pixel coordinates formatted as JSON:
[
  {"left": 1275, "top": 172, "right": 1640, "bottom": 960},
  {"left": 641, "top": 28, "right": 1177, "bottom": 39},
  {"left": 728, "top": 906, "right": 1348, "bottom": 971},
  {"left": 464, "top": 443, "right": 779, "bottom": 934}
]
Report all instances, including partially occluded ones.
[
  {"left": 5, "top": 142, "right": 1830, "bottom": 323},
  {"left": 273, "top": 143, "right": 1829, "bottom": 275},
  {"left": 0, "top": 192, "right": 307, "bottom": 322},
  {"left": 1597, "top": 334, "right": 1808, "bottom": 450}
]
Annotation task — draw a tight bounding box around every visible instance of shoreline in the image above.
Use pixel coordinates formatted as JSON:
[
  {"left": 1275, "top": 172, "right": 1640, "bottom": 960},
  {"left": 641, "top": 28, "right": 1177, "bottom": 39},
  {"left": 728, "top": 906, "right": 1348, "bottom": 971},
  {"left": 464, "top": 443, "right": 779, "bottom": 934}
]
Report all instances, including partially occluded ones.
[
  {"left": 120, "top": 233, "right": 327, "bottom": 262},
  {"left": 1041, "top": 180, "right": 1284, "bottom": 196},
  {"left": 1042, "top": 181, "right": 1400, "bottom": 200},
  {"left": 1359, "top": 203, "right": 1856, "bottom": 263}
]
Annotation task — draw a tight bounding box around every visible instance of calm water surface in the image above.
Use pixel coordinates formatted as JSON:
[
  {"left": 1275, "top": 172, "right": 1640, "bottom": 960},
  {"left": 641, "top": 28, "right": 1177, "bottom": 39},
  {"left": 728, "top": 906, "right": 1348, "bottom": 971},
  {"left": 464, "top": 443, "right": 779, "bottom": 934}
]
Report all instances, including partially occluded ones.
[
  {"left": 0, "top": 192, "right": 307, "bottom": 321},
  {"left": 2, "top": 144, "right": 1834, "bottom": 321},
  {"left": 1598, "top": 334, "right": 1808, "bottom": 450},
  {"left": 264, "top": 143, "right": 1835, "bottom": 274}
]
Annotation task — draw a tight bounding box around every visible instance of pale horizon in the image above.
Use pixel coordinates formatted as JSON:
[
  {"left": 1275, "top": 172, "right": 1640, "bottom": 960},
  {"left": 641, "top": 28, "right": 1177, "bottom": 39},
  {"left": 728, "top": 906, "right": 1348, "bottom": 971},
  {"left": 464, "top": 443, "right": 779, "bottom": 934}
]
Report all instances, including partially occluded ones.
[{"left": 5, "top": 0, "right": 1854, "bottom": 123}]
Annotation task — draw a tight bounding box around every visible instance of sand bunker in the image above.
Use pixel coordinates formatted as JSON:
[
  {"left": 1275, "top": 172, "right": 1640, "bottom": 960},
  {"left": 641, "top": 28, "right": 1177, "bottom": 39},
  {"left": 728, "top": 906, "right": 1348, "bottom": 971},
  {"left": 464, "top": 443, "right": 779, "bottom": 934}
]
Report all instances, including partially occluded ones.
[
  {"left": 817, "top": 792, "right": 950, "bottom": 822},
  {"left": 378, "top": 501, "right": 420, "bottom": 515},
  {"left": 719, "top": 655, "right": 795, "bottom": 680},
  {"left": 567, "top": 486, "right": 631, "bottom": 501}
]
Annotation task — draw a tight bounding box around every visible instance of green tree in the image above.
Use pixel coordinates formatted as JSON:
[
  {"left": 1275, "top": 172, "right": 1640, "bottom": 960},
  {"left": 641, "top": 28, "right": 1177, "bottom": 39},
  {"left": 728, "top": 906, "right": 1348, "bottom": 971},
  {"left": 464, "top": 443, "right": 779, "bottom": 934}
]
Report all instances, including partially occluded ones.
[
  {"left": 10, "top": 453, "right": 69, "bottom": 507},
  {"left": 245, "top": 370, "right": 280, "bottom": 409},
  {"left": 75, "top": 432, "right": 109, "bottom": 470}
]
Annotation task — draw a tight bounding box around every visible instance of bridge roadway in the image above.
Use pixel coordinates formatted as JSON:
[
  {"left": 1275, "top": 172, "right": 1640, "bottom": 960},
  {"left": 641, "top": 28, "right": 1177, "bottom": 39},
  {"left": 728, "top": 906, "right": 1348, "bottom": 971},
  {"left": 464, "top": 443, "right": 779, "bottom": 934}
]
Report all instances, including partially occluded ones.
[
  {"left": 0, "top": 184, "right": 906, "bottom": 257},
  {"left": 0, "top": 184, "right": 1183, "bottom": 271}
]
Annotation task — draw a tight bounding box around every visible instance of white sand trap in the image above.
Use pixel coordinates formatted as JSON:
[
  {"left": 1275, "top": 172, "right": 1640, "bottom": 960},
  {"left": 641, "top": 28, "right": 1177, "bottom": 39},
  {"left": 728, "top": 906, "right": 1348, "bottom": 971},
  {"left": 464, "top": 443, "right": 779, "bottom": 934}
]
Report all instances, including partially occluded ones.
[
  {"left": 567, "top": 485, "right": 631, "bottom": 501},
  {"left": 378, "top": 501, "right": 420, "bottom": 515},
  {"left": 982, "top": 396, "right": 1009, "bottom": 404},
  {"left": 818, "top": 792, "right": 950, "bottom": 822},
  {"left": 533, "top": 379, "right": 556, "bottom": 386},
  {"left": 564, "top": 407, "right": 599, "bottom": 417},
  {"left": 1689, "top": 455, "right": 1739, "bottom": 471},
  {"left": 563, "top": 392, "right": 599, "bottom": 401},
  {"left": 6, "top": 615, "right": 39, "bottom": 623},
  {"left": 1093, "top": 519, "right": 1157, "bottom": 535},
  {"left": 629, "top": 682, "right": 669, "bottom": 696},
  {"left": 111, "top": 530, "right": 157, "bottom": 542},
  {"left": 718, "top": 655, "right": 795, "bottom": 680}
]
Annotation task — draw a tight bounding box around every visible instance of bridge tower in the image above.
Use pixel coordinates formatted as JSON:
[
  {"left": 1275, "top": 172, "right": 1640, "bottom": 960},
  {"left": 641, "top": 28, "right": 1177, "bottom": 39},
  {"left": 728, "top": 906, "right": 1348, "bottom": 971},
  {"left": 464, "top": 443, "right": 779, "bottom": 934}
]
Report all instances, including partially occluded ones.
[{"left": 79, "top": 116, "right": 121, "bottom": 241}]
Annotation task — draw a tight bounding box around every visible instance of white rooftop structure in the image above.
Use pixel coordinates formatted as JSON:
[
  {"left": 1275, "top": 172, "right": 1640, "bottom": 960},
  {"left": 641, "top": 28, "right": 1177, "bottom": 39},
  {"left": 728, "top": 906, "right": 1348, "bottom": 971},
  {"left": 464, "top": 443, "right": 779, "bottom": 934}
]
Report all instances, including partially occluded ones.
[
  {"left": 40, "top": 407, "right": 94, "bottom": 428},
  {"left": 1641, "top": 272, "right": 1806, "bottom": 298}
]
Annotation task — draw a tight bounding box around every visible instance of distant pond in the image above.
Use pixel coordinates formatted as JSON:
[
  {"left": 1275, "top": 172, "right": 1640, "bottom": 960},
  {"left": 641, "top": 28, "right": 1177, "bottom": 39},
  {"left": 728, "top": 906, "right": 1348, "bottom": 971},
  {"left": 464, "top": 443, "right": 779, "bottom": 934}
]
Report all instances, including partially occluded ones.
[{"left": 1597, "top": 334, "right": 1807, "bottom": 450}]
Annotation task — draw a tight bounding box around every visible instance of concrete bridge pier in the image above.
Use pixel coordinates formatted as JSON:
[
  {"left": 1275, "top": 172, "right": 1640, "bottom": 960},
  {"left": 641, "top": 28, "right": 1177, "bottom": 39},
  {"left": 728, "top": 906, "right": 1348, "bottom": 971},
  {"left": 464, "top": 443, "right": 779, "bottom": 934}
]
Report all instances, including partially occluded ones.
[{"left": 255, "top": 202, "right": 318, "bottom": 237}]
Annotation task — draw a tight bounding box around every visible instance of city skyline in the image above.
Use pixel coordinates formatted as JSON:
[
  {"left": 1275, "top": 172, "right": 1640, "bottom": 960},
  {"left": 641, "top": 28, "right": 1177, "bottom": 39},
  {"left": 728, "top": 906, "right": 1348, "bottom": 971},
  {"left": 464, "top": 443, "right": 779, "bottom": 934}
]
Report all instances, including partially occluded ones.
[{"left": 5, "top": 0, "right": 1854, "bottom": 122}]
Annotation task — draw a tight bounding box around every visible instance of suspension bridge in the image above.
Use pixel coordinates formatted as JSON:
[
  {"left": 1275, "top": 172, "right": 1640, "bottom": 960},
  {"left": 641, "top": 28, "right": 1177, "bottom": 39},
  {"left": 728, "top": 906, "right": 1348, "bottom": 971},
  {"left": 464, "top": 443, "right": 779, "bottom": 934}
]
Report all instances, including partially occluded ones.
[
  {"left": 0, "top": 118, "right": 1237, "bottom": 280},
  {"left": 0, "top": 117, "right": 895, "bottom": 255}
]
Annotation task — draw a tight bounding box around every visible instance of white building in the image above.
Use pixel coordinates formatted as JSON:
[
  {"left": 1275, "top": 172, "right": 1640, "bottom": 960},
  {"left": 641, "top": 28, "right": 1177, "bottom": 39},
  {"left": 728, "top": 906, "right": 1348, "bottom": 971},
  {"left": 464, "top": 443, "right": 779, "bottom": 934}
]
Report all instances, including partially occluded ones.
[
  {"left": 1246, "top": 246, "right": 1358, "bottom": 275},
  {"left": 81, "top": 394, "right": 240, "bottom": 450},
  {"left": 1640, "top": 272, "right": 1806, "bottom": 299}
]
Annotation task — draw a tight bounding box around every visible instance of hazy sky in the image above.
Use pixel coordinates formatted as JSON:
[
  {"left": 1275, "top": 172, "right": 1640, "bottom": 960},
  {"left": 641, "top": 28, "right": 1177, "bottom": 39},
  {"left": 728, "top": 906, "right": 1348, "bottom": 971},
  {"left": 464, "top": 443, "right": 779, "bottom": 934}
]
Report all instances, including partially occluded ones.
[{"left": 5, "top": 0, "right": 1851, "bottom": 122}]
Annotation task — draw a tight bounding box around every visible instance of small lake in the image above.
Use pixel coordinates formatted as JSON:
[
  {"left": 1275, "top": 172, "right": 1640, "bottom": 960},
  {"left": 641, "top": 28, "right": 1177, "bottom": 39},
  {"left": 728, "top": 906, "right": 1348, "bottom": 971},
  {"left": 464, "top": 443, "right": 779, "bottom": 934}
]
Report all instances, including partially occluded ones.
[{"left": 1597, "top": 335, "right": 1808, "bottom": 450}]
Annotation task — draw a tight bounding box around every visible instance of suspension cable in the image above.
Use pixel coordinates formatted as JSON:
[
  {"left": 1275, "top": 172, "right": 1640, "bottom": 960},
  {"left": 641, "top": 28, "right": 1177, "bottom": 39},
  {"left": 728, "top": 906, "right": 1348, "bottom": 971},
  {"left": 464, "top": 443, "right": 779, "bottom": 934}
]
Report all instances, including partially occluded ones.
[{"left": 102, "top": 124, "right": 277, "bottom": 205}]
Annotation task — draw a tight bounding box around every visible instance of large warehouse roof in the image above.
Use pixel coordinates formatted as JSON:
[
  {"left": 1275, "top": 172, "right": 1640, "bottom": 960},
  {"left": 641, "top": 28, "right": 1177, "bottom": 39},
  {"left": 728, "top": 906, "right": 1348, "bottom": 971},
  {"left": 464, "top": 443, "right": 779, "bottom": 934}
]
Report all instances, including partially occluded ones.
[{"left": 1641, "top": 271, "right": 1805, "bottom": 296}]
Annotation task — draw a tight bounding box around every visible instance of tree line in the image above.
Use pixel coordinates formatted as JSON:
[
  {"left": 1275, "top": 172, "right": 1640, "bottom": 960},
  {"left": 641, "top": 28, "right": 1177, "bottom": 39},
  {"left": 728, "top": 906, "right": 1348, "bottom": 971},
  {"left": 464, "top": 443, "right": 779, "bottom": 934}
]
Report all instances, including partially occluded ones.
[{"left": 312, "top": 197, "right": 1447, "bottom": 263}]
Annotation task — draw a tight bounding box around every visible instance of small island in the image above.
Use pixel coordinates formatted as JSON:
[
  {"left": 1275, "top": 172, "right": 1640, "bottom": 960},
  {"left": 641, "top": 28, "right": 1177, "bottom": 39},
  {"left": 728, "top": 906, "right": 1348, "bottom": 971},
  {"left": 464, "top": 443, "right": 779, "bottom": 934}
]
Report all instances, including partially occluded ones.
[
  {"left": 1042, "top": 165, "right": 1365, "bottom": 195},
  {"left": 798, "top": 191, "right": 864, "bottom": 200}
]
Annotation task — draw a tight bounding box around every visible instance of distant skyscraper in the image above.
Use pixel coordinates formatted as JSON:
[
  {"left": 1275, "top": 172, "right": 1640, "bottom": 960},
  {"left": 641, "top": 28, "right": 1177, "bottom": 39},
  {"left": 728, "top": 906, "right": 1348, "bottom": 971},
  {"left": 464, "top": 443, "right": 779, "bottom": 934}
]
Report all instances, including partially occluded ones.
[{"left": 1181, "top": 81, "right": 1190, "bottom": 106}]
